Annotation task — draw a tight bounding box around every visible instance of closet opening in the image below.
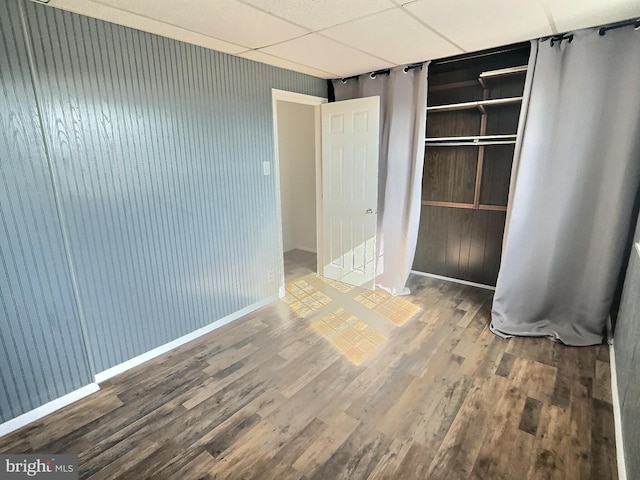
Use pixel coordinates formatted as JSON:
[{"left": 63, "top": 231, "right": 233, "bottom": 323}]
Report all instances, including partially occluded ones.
[{"left": 413, "top": 43, "right": 531, "bottom": 288}]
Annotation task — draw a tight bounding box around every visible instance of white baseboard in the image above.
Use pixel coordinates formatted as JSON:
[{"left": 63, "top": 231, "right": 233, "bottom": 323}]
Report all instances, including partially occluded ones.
[
  {"left": 95, "top": 294, "right": 279, "bottom": 384},
  {"left": 410, "top": 270, "right": 496, "bottom": 291},
  {"left": 0, "top": 383, "right": 100, "bottom": 438},
  {"left": 0, "top": 294, "right": 279, "bottom": 439},
  {"left": 609, "top": 340, "right": 628, "bottom": 480}
]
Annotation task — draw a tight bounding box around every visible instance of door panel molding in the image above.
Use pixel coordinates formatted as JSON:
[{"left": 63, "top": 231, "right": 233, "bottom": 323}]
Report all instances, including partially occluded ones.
[{"left": 321, "top": 96, "right": 380, "bottom": 289}]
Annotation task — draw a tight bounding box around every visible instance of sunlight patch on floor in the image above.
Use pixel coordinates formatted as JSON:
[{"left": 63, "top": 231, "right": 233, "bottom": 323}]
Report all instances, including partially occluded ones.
[
  {"left": 284, "top": 279, "right": 333, "bottom": 317},
  {"left": 354, "top": 289, "right": 422, "bottom": 326},
  {"left": 283, "top": 273, "right": 422, "bottom": 365},
  {"left": 311, "top": 308, "right": 387, "bottom": 366}
]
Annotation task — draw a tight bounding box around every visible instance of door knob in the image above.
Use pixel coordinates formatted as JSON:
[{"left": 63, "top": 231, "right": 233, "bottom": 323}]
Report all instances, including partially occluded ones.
[{"left": 365, "top": 209, "right": 373, "bottom": 214}]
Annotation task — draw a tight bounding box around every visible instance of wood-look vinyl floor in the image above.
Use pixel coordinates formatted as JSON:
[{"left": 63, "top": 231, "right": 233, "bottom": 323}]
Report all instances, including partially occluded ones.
[{"left": 0, "top": 250, "right": 617, "bottom": 479}]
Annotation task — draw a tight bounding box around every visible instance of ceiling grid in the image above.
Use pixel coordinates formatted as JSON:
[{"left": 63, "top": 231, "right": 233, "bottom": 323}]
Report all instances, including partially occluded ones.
[{"left": 47, "top": 0, "right": 640, "bottom": 78}]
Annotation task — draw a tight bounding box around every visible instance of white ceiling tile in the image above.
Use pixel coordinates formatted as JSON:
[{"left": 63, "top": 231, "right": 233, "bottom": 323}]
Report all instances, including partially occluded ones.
[
  {"left": 405, "top": 0, "right": 554, "bottom": 52},
  {"left": 260, "top": 34, "right": 391, "bottom": 77},
  {"left": 50, "top": 0, "right": 247, "bottom": 54},
  {"left": 92, "top": 0, "right": 309, "bottom": 48},
  {"left": 544, "top": 0, "right": 640, "bottom": 33},
  {"left": 322, "top": 8, "right": 462, "bottom": 64},
  {"left": 51, "top": 0, "right": 640, "bottom": 81},
  {"left": 238, "top": 50, "right": 336, "bottom": 78},
  {"left": 239, "top": 0, "right": 395, "bottom": 30}
]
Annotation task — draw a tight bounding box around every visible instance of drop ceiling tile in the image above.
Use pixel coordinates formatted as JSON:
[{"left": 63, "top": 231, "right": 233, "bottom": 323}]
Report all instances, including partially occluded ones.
[
  {"left": 260, "top": 34, "right": 392, "bottom": 78},
  {"left": 544, "top": 0, "right": 640, "bottom": 33},
  {"left": 239, "top": 50, "right": 336, "bottom": 78},
  {"left": 240, "top": 0, "right": 395, "bottom": 30},
  {"left": 93, "top": 0, "right": 309, "bottom": 48},
  {"left": 405, "top": 0, "right": 554, "bottom": 52},
  {"left": 50, "top": 0, "right": 248, "bottom": 53},
  {"left": 322, "top": 8, "right": 462, "bottom": 64}
]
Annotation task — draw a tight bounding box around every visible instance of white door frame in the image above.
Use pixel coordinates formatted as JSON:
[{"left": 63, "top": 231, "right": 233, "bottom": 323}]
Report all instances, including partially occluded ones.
[{"left": 271, "top": 89, "right": 327, "bottom": 297}]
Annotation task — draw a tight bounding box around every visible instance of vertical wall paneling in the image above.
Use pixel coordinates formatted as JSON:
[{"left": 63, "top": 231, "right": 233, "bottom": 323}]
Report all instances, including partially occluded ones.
[
  {"left": 0, "top": 0, "right": 325, "bottom": 424},
  {"left": 414, "top": 207, "right": 506, "bottom": 286},
  {"left": 0, "top": 1, "right": 93, "bottom": 423},
  {"left": 21, "top": 0, "right": 325, "bottom": 374}
]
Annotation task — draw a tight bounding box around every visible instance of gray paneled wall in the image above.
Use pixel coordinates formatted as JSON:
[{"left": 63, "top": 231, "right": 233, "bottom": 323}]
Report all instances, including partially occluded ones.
[
  {"left": 0, "top": 2, "right": 93, "bottom": 423},
  {"left": 614, "top": 215, "right": 640, "bottom": 480},
  {"left": 0, "top": 0, "right": 325, "bottom": 424}
]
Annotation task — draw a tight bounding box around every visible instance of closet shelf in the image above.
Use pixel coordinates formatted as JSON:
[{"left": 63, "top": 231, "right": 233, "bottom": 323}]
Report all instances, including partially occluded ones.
[
  {"left": 427, "top": 96, "right": 522, "bottom": 113},
  {"left": 428, "top": 65, "right": 528, "bottom": 92},
  {"left": 478, "top": 65, "right": 527, "bottom": 87},
  {"left": 421, "top": 200, "right": 507, "bottom": 212},
  {"left": 425, "top": 134, "right": 517, "bottom": 146}
]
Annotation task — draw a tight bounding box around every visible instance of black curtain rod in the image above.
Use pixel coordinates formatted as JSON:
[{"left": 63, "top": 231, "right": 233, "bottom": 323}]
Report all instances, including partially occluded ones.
[
  {"left": 403, "top": 63, "right": 424, "bottom": 72},
  {"left": 368, "top": 68, "right": 390, "bottom": 79},
  {"left": 541, "top": 33, "right": 574, "bottom": 46},
  {"left": 541, "top": 16, "right": 640, "bottom": 46},
  {"left": 339, "top": 63, "right": 423, "bottom": 83},
  {"left": 599, "top": 17, "right": 640, "bottom": 35},
  {"left": 339, "top": 70, "right": 386, "bottom": 83}
]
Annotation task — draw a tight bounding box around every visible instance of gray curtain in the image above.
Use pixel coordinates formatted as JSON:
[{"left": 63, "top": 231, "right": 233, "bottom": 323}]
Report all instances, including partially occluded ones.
[
  {"left": 491, "top": 27, "right": 640, "bottom": 346},
  {"left": 332, "top": 64, "right": 429, "bottom": 295}
]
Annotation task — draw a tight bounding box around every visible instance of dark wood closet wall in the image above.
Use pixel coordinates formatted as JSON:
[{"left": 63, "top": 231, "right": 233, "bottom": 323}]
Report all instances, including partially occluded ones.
[{"left": 413, "top": 44, "right": 530, "bottom": 286}]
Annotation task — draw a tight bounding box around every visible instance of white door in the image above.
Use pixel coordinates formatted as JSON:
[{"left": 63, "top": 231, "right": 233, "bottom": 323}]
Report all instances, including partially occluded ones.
[{"left": 321, "top": 96, "right": 380, "bottom": 289}]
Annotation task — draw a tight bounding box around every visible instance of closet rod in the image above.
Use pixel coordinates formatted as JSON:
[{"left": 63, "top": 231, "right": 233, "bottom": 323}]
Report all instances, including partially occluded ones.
[
  {"left": 430, "top": 42, "right": 529, "bottom": 66},
  {"left": 426, "top": 141, "right": 516, "bottom": 147},
  {"left": 427, "top": 96, "right": 522, "bottom": 112},
  {"left": 479, "top": 65, "right": 527, "bottom": 81},
  {"left": 426, "top": 134, "right": 516, "bottom": 142}
]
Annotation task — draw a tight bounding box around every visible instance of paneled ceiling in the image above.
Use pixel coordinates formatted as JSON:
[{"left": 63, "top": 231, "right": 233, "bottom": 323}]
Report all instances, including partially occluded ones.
[{"left": 46, "top": 0, "right": 640, "bottom": 79}]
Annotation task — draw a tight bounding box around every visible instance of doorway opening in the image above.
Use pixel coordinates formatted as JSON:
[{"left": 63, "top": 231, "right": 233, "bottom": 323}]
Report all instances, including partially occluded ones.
[
  {"left": 271, "top": 89, "right": 326, "bottom": 294},
  {"left": 272, "top": 90, "right": 381, "bottom": 293}
]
